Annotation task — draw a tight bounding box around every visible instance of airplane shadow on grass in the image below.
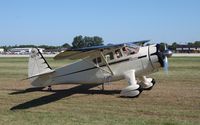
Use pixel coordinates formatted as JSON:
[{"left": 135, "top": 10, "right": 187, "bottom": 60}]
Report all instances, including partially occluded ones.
[{"left": 10, "top": 84, "right": 120, "bottom": 110}]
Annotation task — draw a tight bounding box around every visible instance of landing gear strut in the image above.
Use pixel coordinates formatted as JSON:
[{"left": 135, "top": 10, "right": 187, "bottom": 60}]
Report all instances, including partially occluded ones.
[
  {"left": 102, "top": 83, "right": 105, "bottom": 91},
  {"left": 47, "top": 86, "right": 52, "bottom": 91},
  {"left": 138, "top": 76, "right": 156, "bottom": 90},
  {"left": 120, "top": 70, "right": 142, "bottom": 98}
]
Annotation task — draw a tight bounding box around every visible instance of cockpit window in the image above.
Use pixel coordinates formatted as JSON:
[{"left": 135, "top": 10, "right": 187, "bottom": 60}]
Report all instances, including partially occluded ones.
[
  {"left": 93, "top": 57, "right": 102, "bottom": 64},
  {"left": 122, "top": 46, "right": 139, "bottom": 56},
  {"left": 105, "top": 52, "right": 114, "bottom": 61},
  {"left": 115, "top": 49, "right": 122, "bottom": 58}
]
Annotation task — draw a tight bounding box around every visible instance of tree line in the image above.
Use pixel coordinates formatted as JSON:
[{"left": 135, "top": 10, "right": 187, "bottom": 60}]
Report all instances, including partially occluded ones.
[
  {"left": 0, "top": 35, "right": 199, "bottom": 51},
  {"left": 167, "top": 41, "right": 200, "bottom": 51},
  {"left": 0, "top": 35, "right": 104, "bottom": 51}
]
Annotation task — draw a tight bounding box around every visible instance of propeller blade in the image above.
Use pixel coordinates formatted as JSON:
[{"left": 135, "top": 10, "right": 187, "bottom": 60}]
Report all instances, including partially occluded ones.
[
  {"left": 163, "top": 44, "right": 172, "bottom": 75},
  {"left": 157, "top": 43, "right": 172, "bottom": 74},
  {"left": 163, "top": 56, "right": 168, "bottom": 75}
]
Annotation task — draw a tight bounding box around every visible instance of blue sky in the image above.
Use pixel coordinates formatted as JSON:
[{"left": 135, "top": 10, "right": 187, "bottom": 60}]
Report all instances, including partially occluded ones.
[{"left": 0, "top": 0, "right": 200, "bottom": 46}]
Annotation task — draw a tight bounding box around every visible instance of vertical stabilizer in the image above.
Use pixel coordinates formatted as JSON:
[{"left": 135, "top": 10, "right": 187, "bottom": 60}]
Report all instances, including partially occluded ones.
[{"left": 28, "top": 48, "right": 52, "bottom": 77}]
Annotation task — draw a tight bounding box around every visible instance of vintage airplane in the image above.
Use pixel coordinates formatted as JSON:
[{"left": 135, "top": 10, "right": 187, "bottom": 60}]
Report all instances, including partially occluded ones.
[{"left": 27, "top": 40, "right": 172, "bottom": 97}]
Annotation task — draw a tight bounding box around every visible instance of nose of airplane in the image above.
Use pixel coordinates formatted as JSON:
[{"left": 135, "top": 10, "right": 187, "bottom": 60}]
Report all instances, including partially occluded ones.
[{"left": 156, "top": 44, "right": 173, "bottom": 69}]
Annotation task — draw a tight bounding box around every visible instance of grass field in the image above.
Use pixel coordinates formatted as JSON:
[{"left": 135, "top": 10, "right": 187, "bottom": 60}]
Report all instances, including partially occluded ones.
[{"left": 0, "top": 57, "right": 199, "bottom": 125}]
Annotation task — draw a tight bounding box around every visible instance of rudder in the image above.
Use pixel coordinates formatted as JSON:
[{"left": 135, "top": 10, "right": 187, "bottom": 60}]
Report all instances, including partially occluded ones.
[{"left": 28, "top": 48, "right": 52, "bottom": 77}]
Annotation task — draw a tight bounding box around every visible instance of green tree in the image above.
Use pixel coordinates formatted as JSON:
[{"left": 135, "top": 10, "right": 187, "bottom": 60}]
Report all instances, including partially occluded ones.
[
  {"left": 194, "top": 41, "right": 200, "bottom": 46},
  {"left": 72, "top": 35, "right": 104, "bottom": 49},
  {"left": 188, "top": 42, "right": 193, "bottom": 46},
  {"left": 62, "top": 43, "right": 71, "bottom": 49},
  {"left": 93, "top": 36, "right": 104, "bottom": 46},
  {"left": 171, "top": 42, "right": 177, "bottom": 50},
  {"left": 72, "top": 35, "right": 84, "bottom": 48}
]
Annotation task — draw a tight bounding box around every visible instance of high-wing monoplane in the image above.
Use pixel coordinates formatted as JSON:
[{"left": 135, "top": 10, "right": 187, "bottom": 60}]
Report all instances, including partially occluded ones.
[{"left": 28, "top": 40, "right": 172, "bottom": 97}]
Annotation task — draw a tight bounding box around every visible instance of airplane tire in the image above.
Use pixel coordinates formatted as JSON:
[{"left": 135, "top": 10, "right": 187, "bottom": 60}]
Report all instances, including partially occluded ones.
[
  {"left": 143, "top": 78, "right": 156, "bottom": 90},
  {"left": 120, "top": 85, "right": 143, "bottom": 98}
]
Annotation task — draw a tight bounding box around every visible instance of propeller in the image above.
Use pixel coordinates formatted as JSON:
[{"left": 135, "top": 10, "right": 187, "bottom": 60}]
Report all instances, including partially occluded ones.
[
  {"left": 162, "top": 44, "right": 173, "bottom": 74},
  {"left": 163, "top": 51, "right": 169, "bottom": 74},
  {"left": 156, "top": 44, "right": 173, "bottom": 74}
]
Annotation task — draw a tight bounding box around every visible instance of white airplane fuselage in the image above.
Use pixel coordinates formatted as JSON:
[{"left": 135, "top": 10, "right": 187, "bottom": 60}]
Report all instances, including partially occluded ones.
[{"left": 30, "top": 44, "right": 162, "bottom": 87}]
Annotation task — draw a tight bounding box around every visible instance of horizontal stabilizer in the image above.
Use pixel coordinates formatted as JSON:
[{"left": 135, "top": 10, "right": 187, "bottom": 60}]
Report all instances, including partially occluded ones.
[{"left": 23, "top": 70, "right": 55, "bottom": 80}]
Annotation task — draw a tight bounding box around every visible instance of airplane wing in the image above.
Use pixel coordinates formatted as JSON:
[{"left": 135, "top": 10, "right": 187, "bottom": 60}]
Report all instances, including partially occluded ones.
[
  {"left": 54, "top": 40, "right": 150, "bottom": 60},
  {"left": 54, "top": 50, "right": 98, "bottom": 60}
]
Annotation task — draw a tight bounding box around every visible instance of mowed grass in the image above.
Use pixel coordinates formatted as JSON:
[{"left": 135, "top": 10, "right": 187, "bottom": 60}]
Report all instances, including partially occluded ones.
[{"left": 0, "top": 57, "right": 199, "bottom": 125}]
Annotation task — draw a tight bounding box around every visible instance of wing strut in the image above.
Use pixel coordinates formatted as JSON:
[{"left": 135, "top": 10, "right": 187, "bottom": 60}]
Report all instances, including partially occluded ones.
[{"left": 100, "top": 51, "right": 114, "bottom": 75}]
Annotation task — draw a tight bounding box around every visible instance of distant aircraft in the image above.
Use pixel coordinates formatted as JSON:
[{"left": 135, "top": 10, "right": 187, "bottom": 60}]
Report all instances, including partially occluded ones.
[{"left": 27, "top": 40, "right": 172, "bottom": 97}]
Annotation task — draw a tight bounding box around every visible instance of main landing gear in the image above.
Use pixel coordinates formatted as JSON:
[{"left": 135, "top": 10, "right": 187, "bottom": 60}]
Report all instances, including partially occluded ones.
[
  {"left": 138, "top": 76, "right": 156, "bottom": 90},
  {"left": 120, "top": 70, "right": 142, "bottom": 98},
  {"left": 120, "top": 70, "right": 156, "bottom": 98}
]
